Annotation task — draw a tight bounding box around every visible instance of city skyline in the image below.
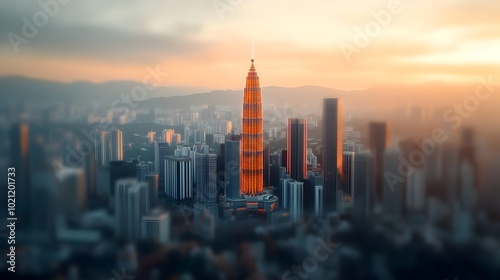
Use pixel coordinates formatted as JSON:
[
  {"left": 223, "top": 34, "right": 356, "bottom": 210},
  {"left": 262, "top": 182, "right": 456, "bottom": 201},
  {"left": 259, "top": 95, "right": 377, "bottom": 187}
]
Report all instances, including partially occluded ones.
[{"left": 1, "top": 1, "right": 500, "bottom": 279}]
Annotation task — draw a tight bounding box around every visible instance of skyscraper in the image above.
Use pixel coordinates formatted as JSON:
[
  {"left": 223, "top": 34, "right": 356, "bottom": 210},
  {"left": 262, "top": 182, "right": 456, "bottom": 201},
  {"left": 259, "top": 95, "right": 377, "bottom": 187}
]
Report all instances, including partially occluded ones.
[
  {"left": 287, "top": 118, "right": 307, "bottom": 181},
  {"left": 383, "top": 147, "right": 405, "bottom": 219},
  {"left": 136, "top": 161, "right": 148, "bottom": 182},
  {"left": 281, "top": 179, "right": 304, "bottom": 223},
  {"left": 353, "top": 151, "right": 373, "bottom": 220},
  {"left": 369, "top": 122, "right": 390, "bottom": 206},
  {"left": 109, "top": 160, "right": 137, "bottom": 196},
  {"left": 164, "top": 156, "right": 193, "bottom": 200},
  {"left": 225, "top": 139, "right": 241, "bottom": 198},
  {"left": 9, "top": 123, "right": 30, "bottom": 224},
  {"left": 115, "top": 179, "right": 149, "bottom": 241},
  {"left": 342, "top": 151, "right": 355, "bottom": 196},
  {"left": 147, "top": 131, "right": 156, "bottom": 145},
  {"left": 322, "top": 98, "right": 343, "bottom": 212},
  {"left": 127, "top": 182, "right": 149, "bottom": 240},
  {"left": 110, "top": 128, "right": 123, "bottom": 161},
  {"left": 195, "top": 153, "right": 218, "bottom": 218},
  {"left": 241, "top": 58, "right": 264, "bottom": 195},
  {"left": 314, "top": 185, "right": 324, "bottom": 217},
  {"left": 145, "top": 173, "right": 159, "bottom": 208},
  {"left": 94, "top": 129, "right": 110, "bottom": 167},
  {"left": 156, "top": 142, "right": 170, "bottom": 194},
  {"left": 164, "top": 129, "right": 175, "bottom": 144}
]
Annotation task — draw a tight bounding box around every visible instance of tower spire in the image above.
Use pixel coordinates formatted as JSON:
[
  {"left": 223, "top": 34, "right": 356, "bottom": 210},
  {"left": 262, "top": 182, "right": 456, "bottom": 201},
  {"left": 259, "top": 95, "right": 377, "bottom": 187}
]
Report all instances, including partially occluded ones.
[{"left": 251, "top": 39, "right": 254, "bottom": 61}]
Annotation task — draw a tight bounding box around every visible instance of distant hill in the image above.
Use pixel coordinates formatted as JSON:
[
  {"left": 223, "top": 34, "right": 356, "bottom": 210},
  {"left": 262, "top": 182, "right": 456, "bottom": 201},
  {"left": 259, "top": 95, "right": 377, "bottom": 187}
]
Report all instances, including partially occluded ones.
[
  {"left": 0, "top": 76, "right": 205, "bottom": 106},
  {"left": 1, "top": 76, "right": 496, "bottom": 117}
]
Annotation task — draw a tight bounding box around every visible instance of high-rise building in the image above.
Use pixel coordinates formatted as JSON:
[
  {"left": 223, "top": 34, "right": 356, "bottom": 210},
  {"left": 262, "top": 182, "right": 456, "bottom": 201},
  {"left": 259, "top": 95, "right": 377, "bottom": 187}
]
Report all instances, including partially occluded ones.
[
  {"left": 58, "top": 168, "right": 86, "bottom": 224},
  {"left": 184, "top": 126, "right": 191, "bottom": 145},
  {"left": 175, "top": 133, "right": 182, "bottom": 144},
  {"left": 281, "top": 179, "right": 304, "bottom": 223},
  {"left": 147, "top": 131, "right": 156, "bottom": 145},
  {"left": 164, "top": 129, "right": 175, "bottom": 144},
  {"left": 322, "top": 98, "right": 343, "bottom": 212},
  {"left": 109, "top": 160, "right": 137, "bottom": 196},
  {"left": 194, "top": 130, "right": 203, "bottom": 144},
  {"left": 195, "top": 153, "right": 218, "bottom": 218},
  {"left": 407, "top": 168, "right": 426, "bottom": 213},
  {"left": 458, "top": 127, "right": 479, "bottom": 198},
  {"left": 164, "top": 156, "right": 193, "bottom": 200},
  {"left": 205, "top": 134, "right": 215, "bottom": 146},
  {"left": 225, "top": 139, "right": 241, "bottom": 198},
  {"left": 156, "top": 142, "right": 170, "bottom": 193},
  {"left": 136, "top": 161, "right": 148, "bottom": 182},
  {"left": 307, "top": 148, "right": 318, "bottom": 169},
  {"left": 241, "top": 58, "right": 264, "bottom": 195},
  {"left": 115, "top": 179, "right": 149, "bottom": 241},
  {"left": 96, "top": 166, "right": 110, "bottom": 198},
  {"left": 127, "top": 182, "right": 149, "bottom": 240},
  {"left": 287, "top": 118, "right": 307, "bottom": 181},
  {"left": 369, "top": 122, "right": 390, "bottom": 206},
  {"left": 145, "top": 173, "right": 159, "bottom": 208},
  {"left": 110, "top": 128, "right": 123, "bottom": 161},
  {"left": 314, "top": 185, "right": 324, "bottom": 217},
  {"left": 342, "top": 151, "right": 355, "bottom": 196},
  {"left": 353, "top": 151, "right": 373, "bottom": 220},
  {"left": 217, "top": 120, "right": 232, "bottom": 135},
  {"left": 94, "top": 129, "right": 110, "bottom": 167},
  {"left": 270, "top": 152, "right": 282, "bottom": 167},
  {"left": 31, "top": 170, "right": 58, "bottom": 240},
  {"left": 141, "top": 209, "right": 170, "bottom": 244},
  {"left": 9, "top": 123, "right": 30, "bottom": 224},
  {"left": 383, "top": 147, "right": 405, "bottom": 219},
  {"left": 83, "top": 146, "right": 96, "bottom": 198}
]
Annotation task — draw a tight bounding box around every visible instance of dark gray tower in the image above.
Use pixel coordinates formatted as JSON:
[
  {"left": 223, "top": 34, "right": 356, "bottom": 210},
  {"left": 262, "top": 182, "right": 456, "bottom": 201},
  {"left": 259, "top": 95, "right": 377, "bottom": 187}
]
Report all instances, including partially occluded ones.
[
  {"left": 322, "top": 99, "right": 343, "bottom": 212},
  {"left": 287, "top": 118, "right": 307, "bottom": 181}
]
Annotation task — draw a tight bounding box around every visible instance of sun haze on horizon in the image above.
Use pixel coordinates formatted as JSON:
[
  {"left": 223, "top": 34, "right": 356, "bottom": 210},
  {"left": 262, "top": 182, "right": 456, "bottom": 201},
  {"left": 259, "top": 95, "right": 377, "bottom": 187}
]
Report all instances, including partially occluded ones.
[{"left": 0, "top": 0, "right": 499, "bottom": 91}]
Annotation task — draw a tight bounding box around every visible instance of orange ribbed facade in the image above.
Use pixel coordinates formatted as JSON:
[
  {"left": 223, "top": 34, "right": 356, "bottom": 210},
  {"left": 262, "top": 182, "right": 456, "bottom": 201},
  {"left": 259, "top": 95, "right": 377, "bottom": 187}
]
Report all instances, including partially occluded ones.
[{"left": 240, "top": 59, "right": 263, "bottom": 196}]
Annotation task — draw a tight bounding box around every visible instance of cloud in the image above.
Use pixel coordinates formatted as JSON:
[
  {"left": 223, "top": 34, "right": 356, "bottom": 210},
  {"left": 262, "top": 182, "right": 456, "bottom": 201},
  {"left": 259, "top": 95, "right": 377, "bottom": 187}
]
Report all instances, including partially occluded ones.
[{"left": 0, "top": 0, "right": 498, "bottom": 90}]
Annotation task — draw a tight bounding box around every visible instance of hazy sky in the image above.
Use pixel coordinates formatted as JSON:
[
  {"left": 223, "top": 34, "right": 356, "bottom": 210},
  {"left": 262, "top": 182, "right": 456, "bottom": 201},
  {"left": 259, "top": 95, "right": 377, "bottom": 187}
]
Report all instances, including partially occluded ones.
[{"left": 0, "top": 0, "right": 498, "bottom": 90}]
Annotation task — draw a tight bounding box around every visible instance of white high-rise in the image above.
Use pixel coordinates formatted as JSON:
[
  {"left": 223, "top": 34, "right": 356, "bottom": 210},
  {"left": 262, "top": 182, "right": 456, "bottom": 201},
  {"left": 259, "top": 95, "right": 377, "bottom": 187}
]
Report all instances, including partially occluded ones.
[{"left": 164, "top": 156, "right": 193, "bottom": 200}]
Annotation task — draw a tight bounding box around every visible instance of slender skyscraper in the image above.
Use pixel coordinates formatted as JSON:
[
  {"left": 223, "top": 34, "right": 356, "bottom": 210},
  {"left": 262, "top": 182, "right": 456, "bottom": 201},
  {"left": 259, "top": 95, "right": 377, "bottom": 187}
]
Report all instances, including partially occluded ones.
[
  {"left": 342, "top": 151, "right": 355, "bottom": 196},
  {"left": 241, "top": 58, "right": 264, "bottom": 195},
  {"left": 195, "top": 153, "right": 218, "bottom": 218},
  {"left": 353, "top": 151, "right": 373, "bottom": 220},
  {"left": 369, "top": 122, "right": 390, "bottom": 206},
  {"left": 110, "top": 128, "right": 123, "bottom": 161},
  {"left": 156, "top": 142, "right": 170, "bottom": 194},
  {"left": 287, "top": 118, "right": 307, "bottom": 181},
  {"left": 322, "top": 98, "right": 343, "bottom": 212},
  {"left": 9, "top": 123, "right": 30, "bottom": 224},
  {"left": 94, "top": 129, "right": 110, "bottom": 167}
]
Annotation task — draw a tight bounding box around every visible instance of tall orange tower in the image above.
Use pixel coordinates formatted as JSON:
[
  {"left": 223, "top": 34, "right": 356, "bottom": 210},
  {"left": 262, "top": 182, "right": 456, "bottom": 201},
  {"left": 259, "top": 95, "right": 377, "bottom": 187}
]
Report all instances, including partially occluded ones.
[{"left": 240, "top": 58, "right": 263, "bottom": 195}]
